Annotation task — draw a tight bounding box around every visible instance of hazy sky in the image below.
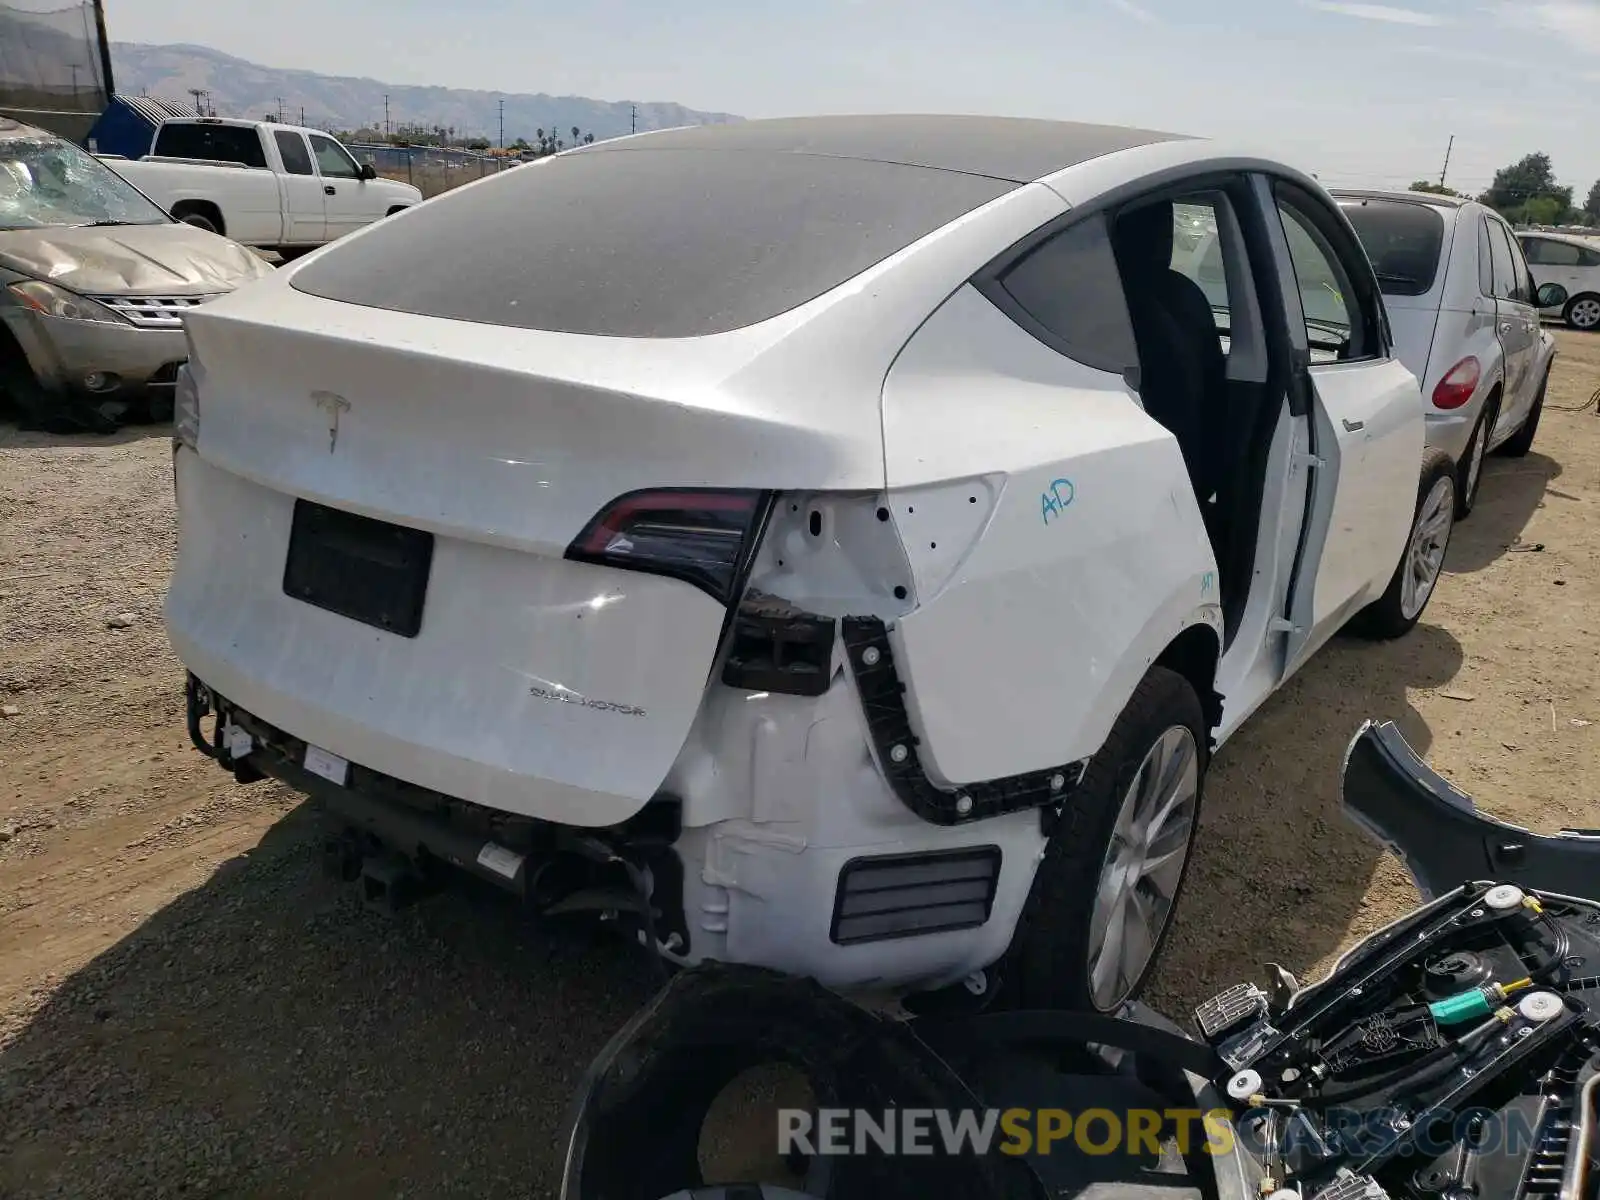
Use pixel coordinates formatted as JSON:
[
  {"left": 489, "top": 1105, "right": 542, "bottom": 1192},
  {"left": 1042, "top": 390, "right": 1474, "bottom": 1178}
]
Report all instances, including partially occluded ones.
[{"left": 111, "top": 0, "right": 1600, "bottom": 198}]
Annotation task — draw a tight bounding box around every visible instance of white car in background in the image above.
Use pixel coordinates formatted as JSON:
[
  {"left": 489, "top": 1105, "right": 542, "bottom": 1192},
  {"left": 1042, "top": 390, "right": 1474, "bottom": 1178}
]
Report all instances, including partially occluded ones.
[
  {"left": 1334, "top": 190, "right": 1565, "bottom": 516},
  {"left": 1517, "top": 230, "right": 1600, "bottom": 331},
  {"left": 166, "top": 116, "right": 1454, "bottom": 1015}
]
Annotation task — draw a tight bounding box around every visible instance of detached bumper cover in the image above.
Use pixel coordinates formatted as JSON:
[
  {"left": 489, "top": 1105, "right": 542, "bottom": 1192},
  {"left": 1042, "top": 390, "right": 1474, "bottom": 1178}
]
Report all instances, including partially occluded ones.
[{"left": 1340, "top": 718, "right": 1600, "bottom": 902}]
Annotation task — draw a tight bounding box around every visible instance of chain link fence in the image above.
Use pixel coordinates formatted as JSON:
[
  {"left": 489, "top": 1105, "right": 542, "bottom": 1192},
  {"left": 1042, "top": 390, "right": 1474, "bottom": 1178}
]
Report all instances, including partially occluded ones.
[{"left": 346, "top": 143, "right": 521, "bottom": 199}]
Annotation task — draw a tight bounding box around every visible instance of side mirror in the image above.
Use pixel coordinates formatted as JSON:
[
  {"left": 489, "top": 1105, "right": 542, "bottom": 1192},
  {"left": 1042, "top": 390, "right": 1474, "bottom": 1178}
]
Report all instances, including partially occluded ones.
[
  {"left": 1536, "top": 281, "right": 1568, "bottom": 309},
  {"left": 359, "top": 162, "right": 378, "bottom": 181}
]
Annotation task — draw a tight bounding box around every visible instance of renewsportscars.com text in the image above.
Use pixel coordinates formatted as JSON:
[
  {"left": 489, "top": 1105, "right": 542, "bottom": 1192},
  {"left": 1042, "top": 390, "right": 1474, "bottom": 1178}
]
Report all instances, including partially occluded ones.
[
  {"left": 780, "top": 1109, "right": 1235, "bottom": 1158},
  {"left": 778, "top": 1107, "right": 1553, "bottom": 1159}
]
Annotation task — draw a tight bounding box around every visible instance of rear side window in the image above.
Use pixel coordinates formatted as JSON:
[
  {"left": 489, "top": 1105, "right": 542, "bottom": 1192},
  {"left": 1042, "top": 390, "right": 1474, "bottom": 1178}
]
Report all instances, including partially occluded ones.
[
  {"left": 1337, "top": 198, "right": 1445, "bottom": 296},
  {"left": 1523, "top": 237, "right": 1600, "bottom": 267},
  {"left": 290, "top": 148, "right": 1015, "bottom": 338},
  {"left": 152, "top": 123, "right": 267, "bottom": 169},
  {"left": 982, "top": 212, "right": 1139, "bottom": 376},
  {"left": 1486, "top": 220, "right": 1523, "bottom": 303},
  {"left": 274, "top": 131, "right": 315, "bottom": 176}
]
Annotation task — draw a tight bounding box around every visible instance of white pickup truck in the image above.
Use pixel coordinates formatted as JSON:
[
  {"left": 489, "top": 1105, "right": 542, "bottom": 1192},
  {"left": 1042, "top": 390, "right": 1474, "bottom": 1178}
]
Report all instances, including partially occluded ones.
[{"left": 100, "top": 118, "right": 422, "bottom": 255}]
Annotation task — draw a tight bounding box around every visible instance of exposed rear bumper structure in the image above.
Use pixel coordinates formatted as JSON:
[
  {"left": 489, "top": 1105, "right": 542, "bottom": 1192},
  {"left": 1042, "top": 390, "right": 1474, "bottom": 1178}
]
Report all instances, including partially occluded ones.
[{"left": 184, "top": 672, "right": 1040, "bottom": 991}]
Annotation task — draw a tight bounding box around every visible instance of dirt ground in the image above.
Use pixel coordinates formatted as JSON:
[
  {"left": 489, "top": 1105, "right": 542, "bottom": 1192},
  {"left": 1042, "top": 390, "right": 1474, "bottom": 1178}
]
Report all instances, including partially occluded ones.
[{"left": 2, "top": 332, "right": 1598, "bottom": 1198}]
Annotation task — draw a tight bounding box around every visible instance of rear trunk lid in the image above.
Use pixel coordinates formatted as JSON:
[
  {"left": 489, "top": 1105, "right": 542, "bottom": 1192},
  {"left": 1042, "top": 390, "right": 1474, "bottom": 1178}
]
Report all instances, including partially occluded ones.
[{"left": 166, "top": 281, "right": 887, "bottom": 826}]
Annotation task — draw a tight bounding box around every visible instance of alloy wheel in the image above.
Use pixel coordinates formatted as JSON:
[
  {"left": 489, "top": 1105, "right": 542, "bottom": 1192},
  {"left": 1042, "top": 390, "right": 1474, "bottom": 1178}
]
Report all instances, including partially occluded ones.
[
  {"left": 1400, "top": 475, "right": 1455, "bottom": 620},
  {"left": 1086, "top": 725, "right": 1199, "bottom": 1011},
  {"left": 1569, "top": 297, "right": 1600, "bottom": 330}
]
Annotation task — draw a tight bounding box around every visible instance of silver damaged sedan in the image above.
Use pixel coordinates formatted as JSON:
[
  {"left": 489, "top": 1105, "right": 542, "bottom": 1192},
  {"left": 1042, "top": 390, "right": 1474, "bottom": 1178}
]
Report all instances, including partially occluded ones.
[{"left": 0, "top": 117, "right": 275, "bottom": 432}]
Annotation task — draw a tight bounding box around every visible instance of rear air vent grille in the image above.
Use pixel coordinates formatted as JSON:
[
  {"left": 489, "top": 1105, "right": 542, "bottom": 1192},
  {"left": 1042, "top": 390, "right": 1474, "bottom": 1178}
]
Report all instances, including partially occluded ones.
[{"left": 830, "top": 846, "right": 1001, "bottom": 946}]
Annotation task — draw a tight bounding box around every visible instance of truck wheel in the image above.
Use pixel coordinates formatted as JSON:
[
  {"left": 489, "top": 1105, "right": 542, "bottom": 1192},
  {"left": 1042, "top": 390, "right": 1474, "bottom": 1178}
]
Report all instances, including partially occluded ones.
[
  {"left": 1002, "top": 665, "right": 1207, "bottom": 1013},
  {"left": 172, "top": 204, "right": 221, "bottom": 235},
  {"left": 1347, "top": 448, "right": 1456, "bottom": 640}
]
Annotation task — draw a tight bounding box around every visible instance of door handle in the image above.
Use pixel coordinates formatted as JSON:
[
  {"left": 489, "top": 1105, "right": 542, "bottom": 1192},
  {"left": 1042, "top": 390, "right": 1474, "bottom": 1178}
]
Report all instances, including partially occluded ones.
[
  {"left": 324, "top": 185, "right": 336, "bottom": 196},
  {"left": 1342, "top": 418, "right": 1365, "bottom": 433}
]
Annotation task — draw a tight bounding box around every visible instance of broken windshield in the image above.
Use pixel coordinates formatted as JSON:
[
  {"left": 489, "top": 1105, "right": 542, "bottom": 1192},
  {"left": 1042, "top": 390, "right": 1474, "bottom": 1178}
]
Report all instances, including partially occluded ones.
[{"left": 0, "top": 134, "right": 170, "bottom": 231}]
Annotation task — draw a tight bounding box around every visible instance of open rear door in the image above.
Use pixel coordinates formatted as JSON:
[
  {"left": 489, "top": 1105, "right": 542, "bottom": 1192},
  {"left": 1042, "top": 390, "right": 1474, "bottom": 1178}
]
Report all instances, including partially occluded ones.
[{"left": 1267, "top": 180, "right": 1424, "bottom": 679}]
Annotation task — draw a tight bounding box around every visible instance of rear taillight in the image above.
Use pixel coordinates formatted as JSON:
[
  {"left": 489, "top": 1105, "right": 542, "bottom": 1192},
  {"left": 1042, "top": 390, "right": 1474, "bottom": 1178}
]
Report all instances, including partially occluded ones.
[
  {"left": 1431, "top": 356, "right": 1481, "bottom": 410},
  {"left": 566, "top": 488, "right": 771, "bottom": 604}
]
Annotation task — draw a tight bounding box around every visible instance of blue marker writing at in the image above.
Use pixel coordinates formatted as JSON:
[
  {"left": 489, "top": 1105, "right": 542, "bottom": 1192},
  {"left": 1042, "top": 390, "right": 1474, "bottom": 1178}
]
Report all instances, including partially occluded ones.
[{"left": 1040, "top": 478, "right": 1075, "bottom": 526}]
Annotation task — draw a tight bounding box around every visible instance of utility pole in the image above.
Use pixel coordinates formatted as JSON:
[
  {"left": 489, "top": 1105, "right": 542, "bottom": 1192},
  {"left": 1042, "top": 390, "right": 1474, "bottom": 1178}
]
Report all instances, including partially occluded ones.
[
  {"left": 299, "top": 105, "right": 305, "bottom": 125},
  {"left": 498, "top": 97, "right": 505, "bottom": 149},
  {"left": 1439, "top": 134, "right": 1454, "bottom": 190},
  {"left": 276, "top": 96, "right": 285, "bottom": 122},
  {"left": 384, "top": 94, "right": 390, "bottom": 137},
  {"left": 91, "top": 0, "right": 116, "bottom": 97},
  {"left": 631, "top": 104, "right": 637, "bottom": 134}
]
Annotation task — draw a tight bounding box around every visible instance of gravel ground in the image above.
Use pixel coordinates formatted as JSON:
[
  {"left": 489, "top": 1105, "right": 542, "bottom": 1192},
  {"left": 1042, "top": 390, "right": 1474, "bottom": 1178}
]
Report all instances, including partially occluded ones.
[{"left": 2, "top": 331, "right": 1598, "bottom": 1197}]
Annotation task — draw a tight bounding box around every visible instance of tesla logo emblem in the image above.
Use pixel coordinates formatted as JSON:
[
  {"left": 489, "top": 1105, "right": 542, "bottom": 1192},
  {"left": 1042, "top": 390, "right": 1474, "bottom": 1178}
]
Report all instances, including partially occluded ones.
[{"left": 310, "top": 391, "right": 350, "bottom": 452}]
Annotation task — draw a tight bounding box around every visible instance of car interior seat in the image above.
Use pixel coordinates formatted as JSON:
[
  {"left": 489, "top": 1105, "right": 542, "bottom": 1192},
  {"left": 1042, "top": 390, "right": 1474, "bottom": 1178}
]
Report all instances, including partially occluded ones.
[{"left": 1111, "top": 200, "right": 1230, "bottom": 512}]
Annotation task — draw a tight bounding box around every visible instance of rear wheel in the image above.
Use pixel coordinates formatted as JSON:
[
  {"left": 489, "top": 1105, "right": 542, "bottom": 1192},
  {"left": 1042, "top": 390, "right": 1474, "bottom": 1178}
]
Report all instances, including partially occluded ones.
[
  {"left": 173, "top": 206, "right": 220, "bottom": 234},
  {"left": 1455, "top": 399, "right": 1496, "bottom": 518},
  {"left": 1348, "top": 448, "right": 1456, "bottom": 640},
  {"left": 1003, "top": 665, "right": 1206, "bottom": 1012},
  {"left": 1495, "top": 371, "right": 1546, "bottom": 459},
  {"left": 1563, "top": 294, "right": 1600, "bottom": 331}
]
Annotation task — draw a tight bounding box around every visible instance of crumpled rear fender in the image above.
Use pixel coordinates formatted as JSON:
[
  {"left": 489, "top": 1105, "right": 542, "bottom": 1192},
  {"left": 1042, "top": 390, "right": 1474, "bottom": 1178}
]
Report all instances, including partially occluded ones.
[{"left": 1340, "top": 718, "right": 1600, "bottom": 903}]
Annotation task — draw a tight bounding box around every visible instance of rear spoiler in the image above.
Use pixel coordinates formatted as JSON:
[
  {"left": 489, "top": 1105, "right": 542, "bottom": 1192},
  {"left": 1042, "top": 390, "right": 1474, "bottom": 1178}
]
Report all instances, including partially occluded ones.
[{"left": 1340, "top": 718, "right": 1600, "bottom": 902}]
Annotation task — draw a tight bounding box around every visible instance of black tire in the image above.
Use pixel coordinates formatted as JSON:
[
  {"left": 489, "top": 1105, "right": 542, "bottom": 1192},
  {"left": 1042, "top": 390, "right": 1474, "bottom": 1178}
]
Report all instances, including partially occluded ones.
[
  {"left": 1495, "top": 372, "right": 1546, "bottom": 459},
  {"left": 1455, "top": 397, "right": 1497, "bottom": 519},
  {"left": 1347, "top": 447, "right": 1456, "bottom": 641},
  {"left": 175, "top": 209, "right": 220, "bottom": 234},
  {"left": 1562, "top": 293, "right": 1600, "bottom": 332},
  {"left": 1002, "top": 665, "right": 1207, "bottom": 1012}
]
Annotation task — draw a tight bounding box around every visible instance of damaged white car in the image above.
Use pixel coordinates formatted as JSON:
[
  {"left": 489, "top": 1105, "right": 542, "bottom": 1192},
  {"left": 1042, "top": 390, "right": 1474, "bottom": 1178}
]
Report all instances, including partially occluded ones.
[{"left": 165, "top": 116, "right": 1455, "bottom": 1012}]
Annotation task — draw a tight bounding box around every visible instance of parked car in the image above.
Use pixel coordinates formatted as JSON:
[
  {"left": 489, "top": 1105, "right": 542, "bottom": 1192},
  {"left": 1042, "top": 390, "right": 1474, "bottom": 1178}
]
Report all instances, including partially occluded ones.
[
  {"left": 1516, "top": 230, "right": 1600, "bottom": 331},
  {"left": 0, "top": 117, "right": 275, "bottom": 431},
  {"left": 167, "top": 116, "right": 1456, "bottom": 1014},
  {"left": 1330, "top": 190, "right": 1565, "bottom": 517},
  {"left": 100, "top": 117, "right": 421, "bottom": 257}
]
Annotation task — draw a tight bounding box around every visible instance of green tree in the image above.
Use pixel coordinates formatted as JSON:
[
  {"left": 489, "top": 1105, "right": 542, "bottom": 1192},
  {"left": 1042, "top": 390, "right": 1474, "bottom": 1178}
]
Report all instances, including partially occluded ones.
[
  {"left": 1409, "top": 180, "right": 1461, "bottom": 196},
  {"left": 1478, "top": 153, "right": 1573, "bottom": 222},
  {"left": 1585, "top": 179, "right": 1600, "bottom": 223},
  {"left": 1520, "top": 195, "right": 1565, "bottom": 226}
]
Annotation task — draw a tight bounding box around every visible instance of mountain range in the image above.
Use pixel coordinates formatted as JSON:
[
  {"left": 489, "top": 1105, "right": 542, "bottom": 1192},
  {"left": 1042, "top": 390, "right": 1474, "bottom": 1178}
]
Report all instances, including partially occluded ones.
[{"left": 108, "top": 43, "right": 742, "bottom": 143}]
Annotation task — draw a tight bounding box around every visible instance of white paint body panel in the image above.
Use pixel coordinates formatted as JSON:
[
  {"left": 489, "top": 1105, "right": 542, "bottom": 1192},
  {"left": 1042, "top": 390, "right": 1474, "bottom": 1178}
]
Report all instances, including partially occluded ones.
[
  {"left": 882, "top": 284, "right": 1221, "bottom": 784},
  {"left": 1284, "top": 356, "right": 1423, "bottom": 673}
]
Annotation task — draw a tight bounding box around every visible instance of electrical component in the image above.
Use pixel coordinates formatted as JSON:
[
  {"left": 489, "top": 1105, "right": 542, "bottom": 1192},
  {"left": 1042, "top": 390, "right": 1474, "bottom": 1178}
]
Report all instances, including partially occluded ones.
[{"left": 1427, "top": 977, "right": 1532, "bottom": 1025}]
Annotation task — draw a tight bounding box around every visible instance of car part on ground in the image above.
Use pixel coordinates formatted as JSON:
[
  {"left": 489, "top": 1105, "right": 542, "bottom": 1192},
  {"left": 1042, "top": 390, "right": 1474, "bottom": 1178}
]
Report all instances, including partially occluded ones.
[
  {"left": 557, "top": 722, "right": 1600, "bottom": 1200},
  {"left": 166, "top": 115, "right": 1445, "bottom": 1011}
]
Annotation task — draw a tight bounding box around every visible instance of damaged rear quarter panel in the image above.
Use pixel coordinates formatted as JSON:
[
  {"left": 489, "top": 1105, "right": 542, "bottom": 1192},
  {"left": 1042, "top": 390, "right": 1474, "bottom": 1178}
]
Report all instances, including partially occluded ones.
[{"left": 882, "top": 283, "right": 1221, "bottom": 787}]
